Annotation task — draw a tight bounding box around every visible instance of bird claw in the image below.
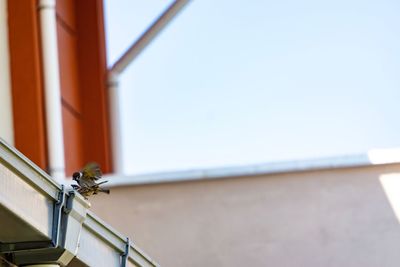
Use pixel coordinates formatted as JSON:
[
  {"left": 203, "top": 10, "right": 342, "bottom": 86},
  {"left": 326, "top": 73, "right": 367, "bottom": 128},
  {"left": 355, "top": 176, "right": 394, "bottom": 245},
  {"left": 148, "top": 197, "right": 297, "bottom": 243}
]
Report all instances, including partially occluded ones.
[{"left": 71, "top": 181, "right": 110, "bottom": 198}]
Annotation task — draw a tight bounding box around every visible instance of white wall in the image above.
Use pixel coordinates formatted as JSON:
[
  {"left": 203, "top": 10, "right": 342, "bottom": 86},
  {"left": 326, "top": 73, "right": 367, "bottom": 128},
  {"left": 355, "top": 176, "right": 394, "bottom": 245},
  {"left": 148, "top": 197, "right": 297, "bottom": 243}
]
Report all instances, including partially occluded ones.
[{"left": 0, "top": 0, "right": 14, "bottom": 145}]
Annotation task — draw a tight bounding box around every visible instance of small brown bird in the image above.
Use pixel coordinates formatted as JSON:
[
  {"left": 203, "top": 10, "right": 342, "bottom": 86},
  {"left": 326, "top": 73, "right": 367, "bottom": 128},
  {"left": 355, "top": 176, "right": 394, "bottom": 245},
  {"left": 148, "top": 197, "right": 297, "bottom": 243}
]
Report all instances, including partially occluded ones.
[{"left": 72, "top": 162, "right": 110, "bottom": 199}]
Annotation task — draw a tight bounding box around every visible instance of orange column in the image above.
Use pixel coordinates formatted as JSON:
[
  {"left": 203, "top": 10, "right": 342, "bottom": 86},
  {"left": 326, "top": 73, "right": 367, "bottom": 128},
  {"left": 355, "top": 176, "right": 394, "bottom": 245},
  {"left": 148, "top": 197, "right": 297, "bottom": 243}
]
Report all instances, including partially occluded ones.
[
  {"left": 8, "top": 0, "right": 48, "bottom": 170},
  {"left": 56, "top": 0, "right": 84, "bottom": 176},
  {"left": 75, "top": 0, "right": 113, "bottom": 173}
]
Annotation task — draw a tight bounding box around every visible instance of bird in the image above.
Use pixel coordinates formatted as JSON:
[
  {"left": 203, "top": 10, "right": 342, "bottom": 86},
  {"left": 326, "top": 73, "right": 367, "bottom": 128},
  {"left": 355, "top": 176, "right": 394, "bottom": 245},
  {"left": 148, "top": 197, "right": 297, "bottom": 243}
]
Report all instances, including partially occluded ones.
[
  {"left": 72, "top": 162, "right": 102, "bottom": 187},
  {"left": 72, "top": 162, "right": 110, "bottom": 199}
]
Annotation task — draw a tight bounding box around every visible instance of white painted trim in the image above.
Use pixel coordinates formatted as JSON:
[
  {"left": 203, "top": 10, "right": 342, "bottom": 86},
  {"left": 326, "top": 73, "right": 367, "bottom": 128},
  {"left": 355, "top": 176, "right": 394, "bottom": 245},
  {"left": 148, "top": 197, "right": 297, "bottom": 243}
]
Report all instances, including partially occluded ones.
[
  {"left": 0, "top": 0, "right": 14, "bottom": 145},
  {"left": 104, "top": 148, "right": 400, "bottom": 187}
]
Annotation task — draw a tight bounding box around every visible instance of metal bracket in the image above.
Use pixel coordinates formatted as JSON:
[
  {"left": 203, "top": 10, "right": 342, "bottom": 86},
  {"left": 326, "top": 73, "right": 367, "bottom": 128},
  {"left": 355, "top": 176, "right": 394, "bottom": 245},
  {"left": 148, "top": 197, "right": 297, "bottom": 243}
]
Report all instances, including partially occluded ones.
[
  {"left": 63, "top": 190, "right": 75, "bottom": 214},
  {"left": 51, "top": 184, "right": 66, "bottom": 247},
  {"left": 120, "top": 237, "right": 130, "bottom": 267},
  {"left": 0, "top": 185, "right": 67, "bottom": 253}
]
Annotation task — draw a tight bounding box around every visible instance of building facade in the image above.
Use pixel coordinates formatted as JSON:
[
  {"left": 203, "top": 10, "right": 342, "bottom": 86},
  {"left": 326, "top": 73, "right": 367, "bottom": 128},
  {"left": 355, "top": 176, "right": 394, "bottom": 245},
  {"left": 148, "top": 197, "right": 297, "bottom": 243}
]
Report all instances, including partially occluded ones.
[{"left": 2, "top": 1, "right": 400, "bottom": 267}]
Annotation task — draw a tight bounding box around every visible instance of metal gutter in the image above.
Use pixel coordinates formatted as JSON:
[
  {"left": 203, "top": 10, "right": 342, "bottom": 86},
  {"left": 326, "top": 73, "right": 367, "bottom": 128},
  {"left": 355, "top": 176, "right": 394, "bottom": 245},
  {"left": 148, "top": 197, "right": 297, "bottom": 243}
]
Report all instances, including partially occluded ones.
[
  {"left": 75, "top": 212, "right": 158, "bottom": 267},
  {"left": 104, "top": 148, "right": 400, "bottom": 186},
  {"left": 0, "top": 139, "right": 158, "bottom": 266}
]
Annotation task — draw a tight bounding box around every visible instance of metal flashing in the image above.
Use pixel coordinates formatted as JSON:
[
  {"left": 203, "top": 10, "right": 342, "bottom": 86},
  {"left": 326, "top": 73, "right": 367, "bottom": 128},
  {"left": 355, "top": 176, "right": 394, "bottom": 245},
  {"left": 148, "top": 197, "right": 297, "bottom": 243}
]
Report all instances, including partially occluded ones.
[{"left": 104, "top": 148, "right": 400, "bottom": 187}]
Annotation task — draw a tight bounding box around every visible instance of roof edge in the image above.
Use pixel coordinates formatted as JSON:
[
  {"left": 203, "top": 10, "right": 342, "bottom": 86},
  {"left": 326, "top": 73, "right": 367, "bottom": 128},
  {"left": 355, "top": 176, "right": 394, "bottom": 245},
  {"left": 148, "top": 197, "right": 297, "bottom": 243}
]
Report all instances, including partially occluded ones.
[{"left": 104, "top": 148, "right": 400, "bottom": 187}]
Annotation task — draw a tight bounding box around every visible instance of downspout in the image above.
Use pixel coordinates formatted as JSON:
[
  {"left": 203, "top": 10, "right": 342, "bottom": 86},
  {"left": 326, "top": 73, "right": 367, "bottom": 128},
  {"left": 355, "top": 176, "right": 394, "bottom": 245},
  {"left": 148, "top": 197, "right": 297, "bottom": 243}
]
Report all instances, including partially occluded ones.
[
  {"left": 107, "top": 73, "right": 123, "bottom": 174},
  {"left": 108, "top": 0, "right": 191, "bottom": 174},
  {"left": 38, "top": 0, "right": 66, "bottom": 181}
]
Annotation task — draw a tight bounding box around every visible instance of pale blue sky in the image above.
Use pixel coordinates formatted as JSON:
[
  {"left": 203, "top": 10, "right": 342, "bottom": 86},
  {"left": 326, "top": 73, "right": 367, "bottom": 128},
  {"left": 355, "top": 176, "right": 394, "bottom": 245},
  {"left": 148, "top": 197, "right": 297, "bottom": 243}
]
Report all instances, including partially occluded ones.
[{"left": 104, "top": 0, "right": 400, "bottom": 175}]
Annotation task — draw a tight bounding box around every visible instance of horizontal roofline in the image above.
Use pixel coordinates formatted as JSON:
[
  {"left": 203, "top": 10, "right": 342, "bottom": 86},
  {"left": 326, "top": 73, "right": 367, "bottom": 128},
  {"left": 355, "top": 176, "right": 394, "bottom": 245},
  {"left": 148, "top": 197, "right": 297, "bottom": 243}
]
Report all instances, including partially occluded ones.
[{"left": 104, "top": 148, "right": 400, "bottom": 187}]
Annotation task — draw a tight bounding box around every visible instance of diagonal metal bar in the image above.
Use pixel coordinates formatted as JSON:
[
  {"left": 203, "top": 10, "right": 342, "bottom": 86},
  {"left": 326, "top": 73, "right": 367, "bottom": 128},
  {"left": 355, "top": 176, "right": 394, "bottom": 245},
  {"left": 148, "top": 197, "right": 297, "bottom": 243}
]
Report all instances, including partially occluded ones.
[{"left": 109, "top": 0, "right": 191, "bottom": 75}]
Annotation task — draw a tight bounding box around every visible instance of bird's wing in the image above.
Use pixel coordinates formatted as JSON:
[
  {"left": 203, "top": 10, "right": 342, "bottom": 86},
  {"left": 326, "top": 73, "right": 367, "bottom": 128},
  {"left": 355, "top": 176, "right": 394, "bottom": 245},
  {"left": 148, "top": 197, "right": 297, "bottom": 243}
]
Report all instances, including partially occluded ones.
[{"left": 82, "top": 162, "right": 102, "bottom": 180}]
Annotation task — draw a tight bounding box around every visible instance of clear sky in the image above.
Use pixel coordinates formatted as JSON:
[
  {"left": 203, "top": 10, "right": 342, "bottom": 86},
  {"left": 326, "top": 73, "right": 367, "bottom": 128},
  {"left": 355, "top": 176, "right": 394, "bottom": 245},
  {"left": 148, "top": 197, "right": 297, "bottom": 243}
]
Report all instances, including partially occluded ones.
[{"left": 104, "top": 0, "right": 400, "bottom": 175}]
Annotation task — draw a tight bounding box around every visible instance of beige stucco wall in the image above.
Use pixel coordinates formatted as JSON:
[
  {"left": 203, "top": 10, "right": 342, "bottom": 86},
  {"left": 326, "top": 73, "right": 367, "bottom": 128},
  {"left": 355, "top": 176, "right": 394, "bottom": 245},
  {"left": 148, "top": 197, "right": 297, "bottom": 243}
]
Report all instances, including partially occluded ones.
[{"left": 91, "top": 164, "right": 400, "bottom": 267}]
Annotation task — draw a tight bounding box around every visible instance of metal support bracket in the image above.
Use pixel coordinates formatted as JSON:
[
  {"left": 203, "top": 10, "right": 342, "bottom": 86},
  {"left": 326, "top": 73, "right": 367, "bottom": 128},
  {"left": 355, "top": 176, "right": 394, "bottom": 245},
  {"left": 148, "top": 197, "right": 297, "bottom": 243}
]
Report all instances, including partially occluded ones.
[
  {"left": 0, "top": 185, "right": 66, "bottom": 253},
  {"left": 63, "top": 190, "right": 75, "bottom": 214},
  {"left": 52, "top": 185, "right": 66, "bottom": 247},
  {"left": 120, "top": 237, "right": 130, "bottom": 267}
]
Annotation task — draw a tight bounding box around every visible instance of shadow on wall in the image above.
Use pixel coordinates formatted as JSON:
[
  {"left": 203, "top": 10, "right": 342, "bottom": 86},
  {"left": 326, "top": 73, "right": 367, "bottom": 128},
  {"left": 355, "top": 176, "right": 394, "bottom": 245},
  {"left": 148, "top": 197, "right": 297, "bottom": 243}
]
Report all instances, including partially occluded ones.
[{"left": 90, "top": 164, "right": 400, "bottom": 267}]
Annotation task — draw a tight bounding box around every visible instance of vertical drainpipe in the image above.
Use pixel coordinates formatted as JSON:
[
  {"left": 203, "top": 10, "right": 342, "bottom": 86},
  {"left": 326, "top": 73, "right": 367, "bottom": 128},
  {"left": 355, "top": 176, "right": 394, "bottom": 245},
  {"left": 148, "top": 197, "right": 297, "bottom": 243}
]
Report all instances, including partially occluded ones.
[
  {"left": 108, "top": 0, "right": 191, "bottom": 174},
  {"left": 108, "top": 73, "right": 124, "bottom": 174},
  {"left": 38, "top": 0, "right": 66, "bottom": 182}
]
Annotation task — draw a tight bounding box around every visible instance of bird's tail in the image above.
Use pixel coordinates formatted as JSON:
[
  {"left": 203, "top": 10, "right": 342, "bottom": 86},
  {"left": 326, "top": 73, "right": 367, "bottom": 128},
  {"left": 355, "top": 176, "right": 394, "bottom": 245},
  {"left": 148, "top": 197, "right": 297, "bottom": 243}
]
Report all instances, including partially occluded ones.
[
  {"left": 96, "top": 180, "right": 108, "bottom": 186},
  {"left": 100, "top": 189, "right": 110, "bottom": 194}
]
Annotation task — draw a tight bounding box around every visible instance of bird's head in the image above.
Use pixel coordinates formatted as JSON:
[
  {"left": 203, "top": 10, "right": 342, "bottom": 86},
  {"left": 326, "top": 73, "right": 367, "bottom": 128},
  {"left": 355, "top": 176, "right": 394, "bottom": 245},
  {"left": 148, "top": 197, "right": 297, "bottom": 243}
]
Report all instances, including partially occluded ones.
[{"left": 72, "top": 172, "right": 82, "bottom": 181}]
